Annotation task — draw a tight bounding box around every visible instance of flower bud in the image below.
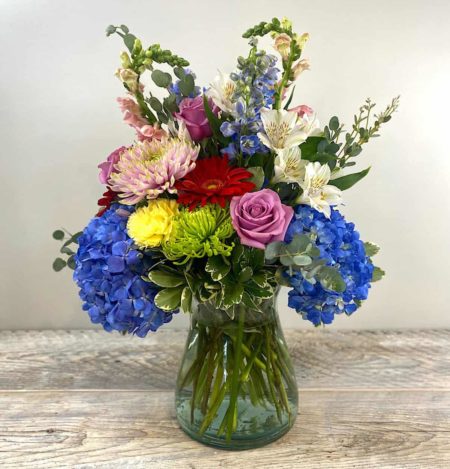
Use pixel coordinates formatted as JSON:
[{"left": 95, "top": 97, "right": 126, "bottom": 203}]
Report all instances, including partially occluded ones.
[
  {"left": 296, "top": 33, "right": 310, "bottom": 50},
  {"left": 120, "top": 52, "right": 131, "bottom": 68},
  {"left": 281, "top": 17, "right": 292, "bottom": 30},
  {"left": 133, "top": 38, "right": 142, "bottom": 54},
  {"left": 116, "top": 68, "right": 139, "bottom": 92}
]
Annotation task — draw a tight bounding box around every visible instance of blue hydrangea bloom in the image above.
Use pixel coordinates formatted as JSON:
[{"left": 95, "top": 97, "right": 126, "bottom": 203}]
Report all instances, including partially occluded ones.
[
  {"left": 73, "top": 204, "right": 176, "bottom": 337},
  {"left": 285, "top": 205, "right": 374, "bottom": 326}
]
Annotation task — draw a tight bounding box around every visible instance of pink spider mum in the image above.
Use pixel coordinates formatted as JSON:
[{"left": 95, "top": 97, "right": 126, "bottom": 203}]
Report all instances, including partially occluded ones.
[{"left": 109, "top": 139, "right": 199, "bottom": 204}]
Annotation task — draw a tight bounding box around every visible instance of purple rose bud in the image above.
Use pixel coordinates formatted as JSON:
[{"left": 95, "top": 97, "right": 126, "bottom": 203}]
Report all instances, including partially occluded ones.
[
  {"left": 230, "top": 189, "right": 294, "bottom": 249},
  {"left": 98, "top": 146, "right": 127, "bottom": 185},
  {"left": 174, "top": 95, "right": 219, "bottom": 141}
]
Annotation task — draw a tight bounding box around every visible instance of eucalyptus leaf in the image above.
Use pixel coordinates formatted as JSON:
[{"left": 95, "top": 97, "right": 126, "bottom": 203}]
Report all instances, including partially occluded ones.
[
  {"left": 178, "top": 74, "right": 195, "bottom": 96},
  {"left": 52, "top": 230, "right": 64, "bottom": 240},
  {"left": 317, "top": 266, "right": 346, "bottom": 293},
  {"left": 151, "top": 70, "right": 172, "bottom": 88},
  {"left": 52, "top": 258, "right": 66, "bottom": 272},
  {"left": 123, "top": 34, "right": 137, "bottom": 53},
  {"left": 293, "top": 254, "right": 312, "bottom": 266}
]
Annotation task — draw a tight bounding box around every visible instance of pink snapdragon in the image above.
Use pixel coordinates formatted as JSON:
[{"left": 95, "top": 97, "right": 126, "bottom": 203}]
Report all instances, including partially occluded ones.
[{"left": 117, "top": 97, "right": 166, "bottom": 142}]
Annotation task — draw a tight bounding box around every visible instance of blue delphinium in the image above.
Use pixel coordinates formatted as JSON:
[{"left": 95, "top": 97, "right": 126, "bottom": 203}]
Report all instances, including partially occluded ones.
[
  {"left": 73, "top": 204, "right": 176, "bottom": 337},
  {"left": 220, "top": 44, "right": 279, "bottom": 157},
  {"left": 285, "top": 205, "right": 374, "bottom": 326}
]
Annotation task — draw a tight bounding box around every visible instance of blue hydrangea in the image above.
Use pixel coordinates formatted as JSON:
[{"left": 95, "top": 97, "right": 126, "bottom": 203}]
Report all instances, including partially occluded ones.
[
  {"left": 285, "top": 205, "right": 374, "bottom": 326},
  {"left": 73, "top": 204, "right": 176, "bottom": 337},
  {"left": 220, "top": 50, "right": 279, "bottom": 156}
]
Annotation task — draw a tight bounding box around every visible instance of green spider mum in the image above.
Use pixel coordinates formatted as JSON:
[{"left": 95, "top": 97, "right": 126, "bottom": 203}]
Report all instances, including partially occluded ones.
[{"left": 163, "top": 205, "right": 235, "bottom": 263}]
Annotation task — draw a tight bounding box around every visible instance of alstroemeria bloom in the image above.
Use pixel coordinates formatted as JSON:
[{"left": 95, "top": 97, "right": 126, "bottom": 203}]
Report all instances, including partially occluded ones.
[
  {"left": 297, "top": 162, "right": 342, "bottom": 218},
  {"left": 207, "top": 71, "right": 236, "bottom": 114},
  {"left": 258, "top": 109, "right": 315, "bottom": 153},
  {"left": 272, "top": 146, "right": 306, "bottom": 184}
]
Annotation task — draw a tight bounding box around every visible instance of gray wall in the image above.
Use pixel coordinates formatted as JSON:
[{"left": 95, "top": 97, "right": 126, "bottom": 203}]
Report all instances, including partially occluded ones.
[{"left": 1, "top": 0, "right": 449, "bottom": 330}]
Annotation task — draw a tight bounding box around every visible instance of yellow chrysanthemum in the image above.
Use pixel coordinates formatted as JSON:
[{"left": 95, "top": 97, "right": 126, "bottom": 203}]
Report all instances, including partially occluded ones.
[{"left": 127, "top": 199, "right": 178, "bottom": 248}]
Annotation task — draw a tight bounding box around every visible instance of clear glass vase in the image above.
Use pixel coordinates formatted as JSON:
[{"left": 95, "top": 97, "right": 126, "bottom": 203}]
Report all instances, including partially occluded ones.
[{"left": 175, "top": 291, "right": 298, "bottom": 450}]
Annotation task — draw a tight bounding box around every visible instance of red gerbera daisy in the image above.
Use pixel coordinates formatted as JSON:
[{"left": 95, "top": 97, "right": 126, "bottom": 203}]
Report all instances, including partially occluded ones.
[
  {"left": 96, "top": 187, "right": 117, "bottom": 216},
  {"left": 175, "top": 156, "right": 255, "bottom": 210}
]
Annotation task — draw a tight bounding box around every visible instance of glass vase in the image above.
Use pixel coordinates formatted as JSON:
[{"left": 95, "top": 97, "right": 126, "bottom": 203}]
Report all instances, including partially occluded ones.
[{"left": 175, "top": 291, "right": 298, "bottom": 450}]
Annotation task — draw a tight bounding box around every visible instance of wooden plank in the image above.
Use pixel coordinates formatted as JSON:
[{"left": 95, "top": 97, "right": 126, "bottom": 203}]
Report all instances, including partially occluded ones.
[
  {"left": 0, "top": 330, "right": 449, "bottom": 390},
  {"left": 0, "top": 390, "right": 448, "bottom": 468}
]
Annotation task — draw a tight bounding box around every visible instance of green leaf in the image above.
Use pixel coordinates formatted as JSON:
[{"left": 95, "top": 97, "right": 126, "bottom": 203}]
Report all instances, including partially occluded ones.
[
  {"left": 283, "top": 85, "right": 296, "bottom": 110},
  {"left": 148, "top": 270, "right": 185, "bottom": 288},
  {"left": 275, "top": 267, "right": 291, "bottom": 287},
  {"left": 300, "top": 136, "right": 324, "bottom": 158},
  {"left": 372, "top": 266, "right": 385, "bottom": 282},
  {"left": 52, "top": 258, "right": 66, "bottom": 272},
  {"left": 265, "top": 241, "right": 283, "bottom": 260},
  {"left": 205, "top": 255, "right": 231, "bottom": 281},
  {"left": 154, "top": 286, "right": 184, "bottom": 311},
  {"left": 293, "top": 255, "right": 312, "bottom": 266},
  {"left": 271, "top": 182, "right": 301, "bottom": 205},
  {"left": 330, "top": 167, "right": 371, "bottom": 191},
  {"left": 364, "top": 242, "right": 380, "bottom": 257},
  {"left": 149, "top": 97, "right": 163, "bottom": 112},
  {"left": 178, "top": 74, "right": 195, "bottom": 96},
  {"left": 246, "top": 167, "right": 264, "bottom": 190},
  {"left": 105, "top": 25, "right": 116, "bottom": 36},
  {"left": 252, "top": 272, "right": 268, "bottom": 287},
  {"left": 238, "top": 266, "right": 253, "bottom": 283},
  {"left": 241, "top": 291, "right": 262, "bottom": 311},
  {"left": 60, "top": 246, "right": 74, "bottom": 255},
  {"left": 222, "top": 282, "right": 244, "bottom": 308},
  {"left": 67, "top": 256, "right": 76, "bottom": 270},
  {"left": 286, "top": 234, "right": 310, "bottom": 255},
  {"left": 173, "top": 67, "right": 186, "bottom": 79},
  {"left": 120, "top": 24, "right": 129, "bottom": 33},
  {"left": 245, "top": 281, "right": 273, "bottom": 299},
  {"left": 329, "top": 116, "right": 339, "bottom": 131},
  {"left": 123, "top": 34, "right": 137, "bottom": 53},
  {"left": 52, "top": 230, "right": 64, "bottom": 240},
  {"left": 231, "top": 244, "right": 244, "bottom": 266},
  {"left": 151, "top": 70, "right": 172, "bottom": 88},
  {"left": 181, "top": 287, "right": 193, "bottom": 313},
  {"left": 163, "top": 95, "right": 178, "bottom": 114},
  {"left": 317, "top": 266, "right": 346, "bottom": 293}
]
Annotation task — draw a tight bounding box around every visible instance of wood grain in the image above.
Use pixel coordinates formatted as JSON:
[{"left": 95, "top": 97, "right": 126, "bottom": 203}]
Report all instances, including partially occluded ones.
[
  {"left": 0, "top": 330, "right": 449, "bottom": 390},
  {"left": 0, "top": 390, "right": 449, "bottom": 468},
  {"left": 0, "top": 329, "right": 449, "bottom": 468}
]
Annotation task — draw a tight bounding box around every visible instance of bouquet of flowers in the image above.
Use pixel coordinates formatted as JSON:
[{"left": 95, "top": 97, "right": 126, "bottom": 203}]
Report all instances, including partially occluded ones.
[{"left": 53, "top": 18, "right": 398, "bottom": 449}]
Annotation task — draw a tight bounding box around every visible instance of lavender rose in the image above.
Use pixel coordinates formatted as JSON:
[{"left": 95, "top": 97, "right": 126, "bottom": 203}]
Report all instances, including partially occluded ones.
[
  {"left": 230, "top": 189, "right": 294, "bottom": 249},
  {"left": 98, "top": 146, "right": 127, "bottom": 185},
  {"left": 174, "top": 95, "right": 218, "bottom": 141}
]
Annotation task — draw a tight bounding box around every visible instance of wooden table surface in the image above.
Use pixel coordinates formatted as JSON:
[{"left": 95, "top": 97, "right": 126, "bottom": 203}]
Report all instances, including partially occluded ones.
[{"left": 0, "top": 329, "right": 449, "bottom": 468}]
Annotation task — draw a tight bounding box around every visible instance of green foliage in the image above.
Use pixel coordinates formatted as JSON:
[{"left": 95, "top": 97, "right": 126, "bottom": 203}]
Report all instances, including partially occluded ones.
[
  {"left": 205, "top": 255, "right": 231, "bottom": 281},
  {"left": 151, "top": 70, "right": 172, "bottom": 88},
  {"left": 364, "top": 242, "right": 380, "bottom": 257},
  {"left": 52, "top": 229, "right": 81, "bottom": 272},
  {"left": 242, "top": 18, "right": 290, "bottom": 39},
  {"left": 330, "top": 167, "right": 371, "bottom": 191},
  {"left": 246, "top": 167, "right": 265, "bottom": 190},
  {"left": 178, "top": 74, "right": 195, "bottom": 96},
  {"left": 270, "top": 182, "right": 302, "bottom": 206},
  {"left": 148, "top": 269, "right": 185, "bottom": 288},
  {"left": 154, "top": 285, "right": 185, "bottom": 311},
  {"left": 265, "top": 235, "right": 346, "bottom": 293},
  {"left": 371, "top": 266, "right": 385, "bottom": 282}
]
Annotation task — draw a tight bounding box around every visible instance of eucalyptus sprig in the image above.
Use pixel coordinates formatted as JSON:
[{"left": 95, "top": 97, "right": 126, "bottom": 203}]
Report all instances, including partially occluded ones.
[{"left": 52, "top": 229, "right": 82, "bottom": 272}]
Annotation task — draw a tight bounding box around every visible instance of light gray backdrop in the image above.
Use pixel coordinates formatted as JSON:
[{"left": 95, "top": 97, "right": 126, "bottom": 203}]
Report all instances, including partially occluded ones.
[{"left": 1, "top": 0, "right": 449, "bottom": 330}]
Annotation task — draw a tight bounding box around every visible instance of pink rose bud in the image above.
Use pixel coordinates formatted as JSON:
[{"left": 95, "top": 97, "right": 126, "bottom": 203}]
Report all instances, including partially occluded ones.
[
  {"left": 98, "top": 146, "right": 127, "bottom": 185},
  {"left": 174, "top": 95, "right": 219, "bottom": 141},
  {"left": 289, "top": 104, "right": 314, "bottom": 118},
  {"left": 230, "top": 189, "right": 294, "bottom": 250}
]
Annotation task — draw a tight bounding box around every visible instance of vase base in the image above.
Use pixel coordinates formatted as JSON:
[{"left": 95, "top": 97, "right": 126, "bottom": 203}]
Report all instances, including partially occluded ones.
[{"left": 176, "top": 413, "right": 297, "bottom": 451}]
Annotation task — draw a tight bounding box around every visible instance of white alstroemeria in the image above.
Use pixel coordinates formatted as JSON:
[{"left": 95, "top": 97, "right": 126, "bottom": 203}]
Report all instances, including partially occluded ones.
[
  {"left": 297, "top": 162, "right": 342, "bottom": 218},
  {"left": 298, "top": 112, "right": 321, "bottom": 137},
  {"left": 272, "top": 146, "right": 307, "bottom": 184},
  {"left": 168, "top": 119, "right": 192, "bottom": 143},
  {"left": 206, "top": 71, "right": 236, "bottom": 114},
  {"left": 258, "top": 109, "right": 312, "bottom": 153}
]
